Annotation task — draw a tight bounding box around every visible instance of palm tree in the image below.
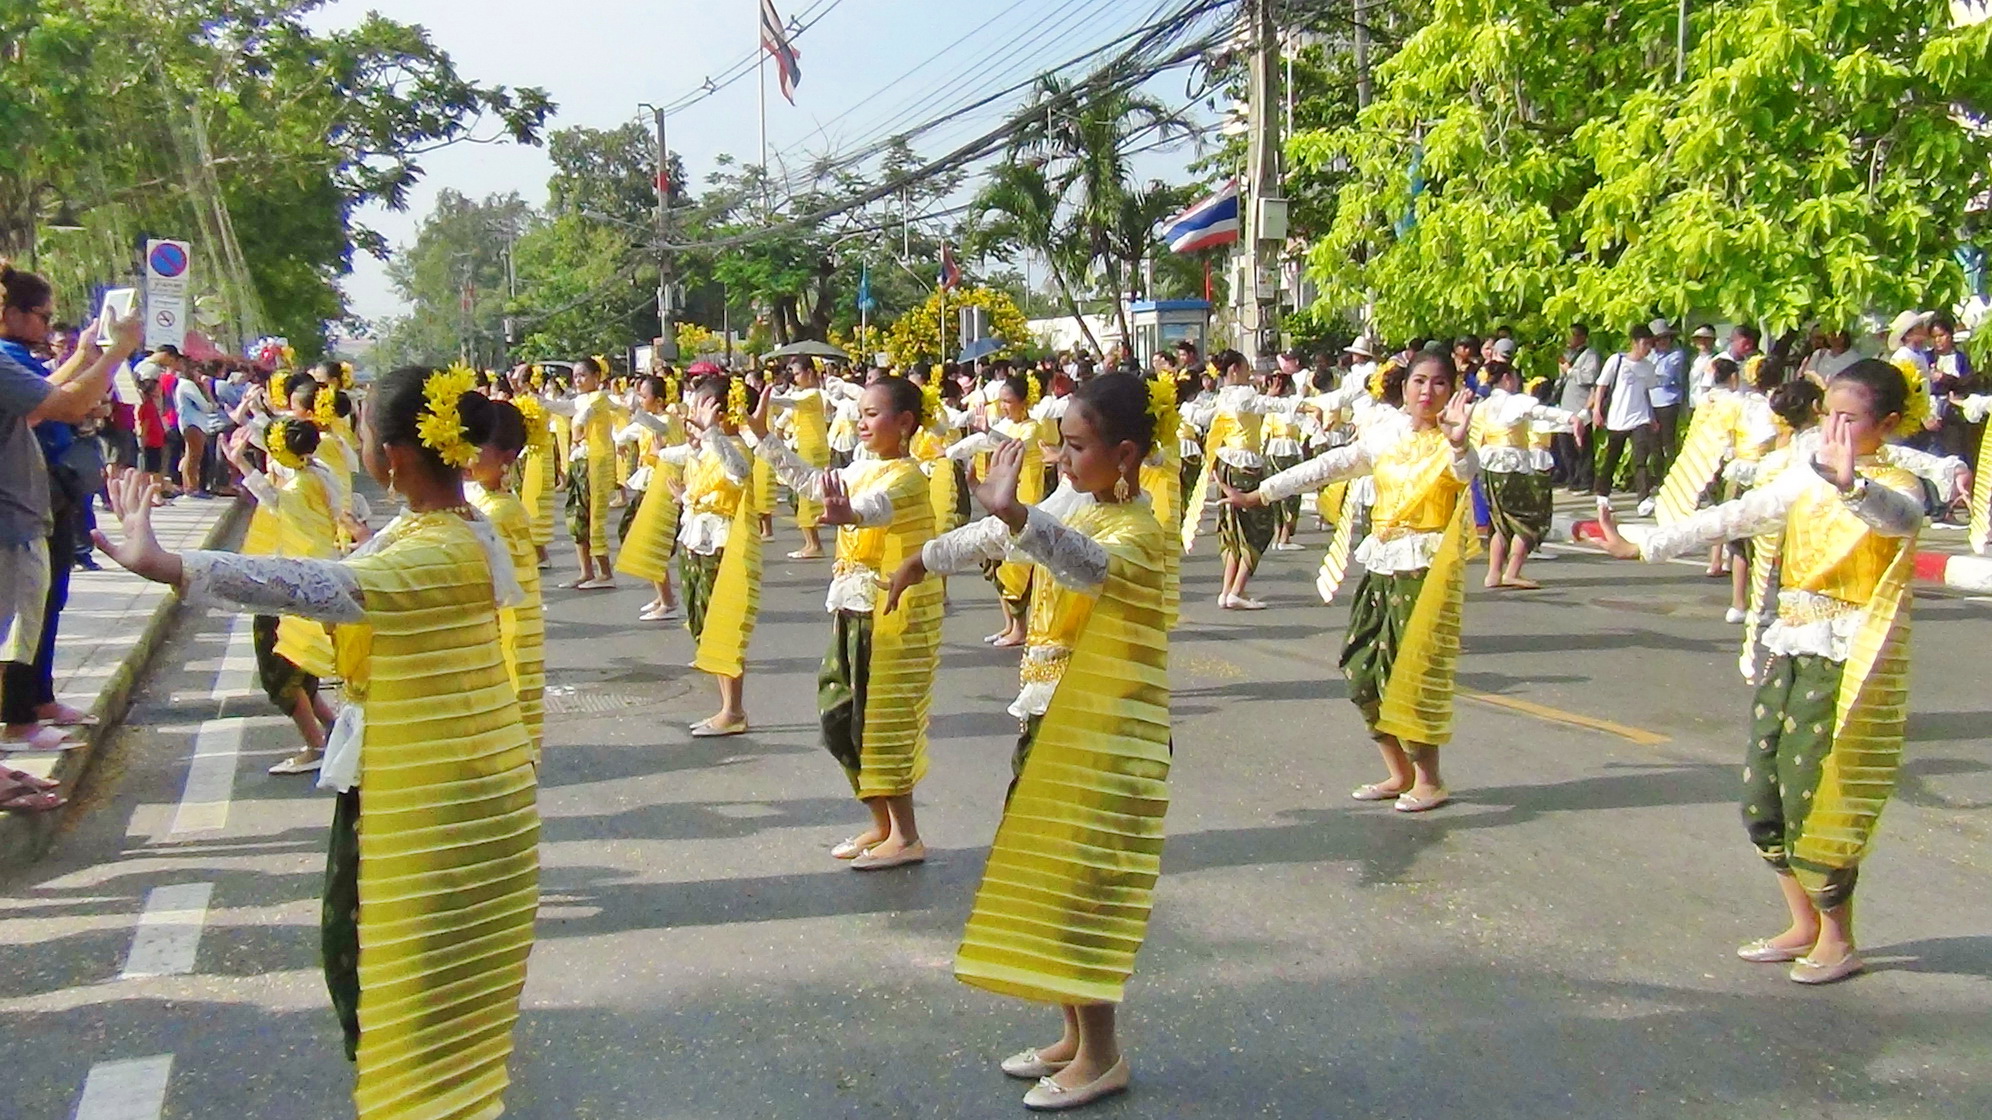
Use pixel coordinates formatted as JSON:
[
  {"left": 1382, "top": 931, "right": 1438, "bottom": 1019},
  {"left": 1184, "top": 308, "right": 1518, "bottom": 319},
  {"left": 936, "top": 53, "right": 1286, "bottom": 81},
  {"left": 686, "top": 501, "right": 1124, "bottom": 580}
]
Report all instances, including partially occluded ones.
[
  {"left": 966, "top": 161, "right": 1099, "bottom": 352},
  {"left": 1011, "top": 75, "right": 1196, "bottom": 345}
]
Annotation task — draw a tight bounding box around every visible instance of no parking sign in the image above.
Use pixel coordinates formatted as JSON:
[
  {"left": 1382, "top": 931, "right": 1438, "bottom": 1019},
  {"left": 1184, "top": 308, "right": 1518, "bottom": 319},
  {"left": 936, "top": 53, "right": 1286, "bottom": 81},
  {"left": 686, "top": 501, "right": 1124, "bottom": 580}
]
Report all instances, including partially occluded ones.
[{"left": 142, "top": 239, "right": 192, "bottom": 350}]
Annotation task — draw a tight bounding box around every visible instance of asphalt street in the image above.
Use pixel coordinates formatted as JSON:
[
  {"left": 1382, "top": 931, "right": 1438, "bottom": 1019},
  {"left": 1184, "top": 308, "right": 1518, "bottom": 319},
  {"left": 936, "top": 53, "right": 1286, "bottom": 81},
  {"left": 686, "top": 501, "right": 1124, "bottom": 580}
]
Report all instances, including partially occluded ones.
[{"left": 4, "top": 513, "right": 1990, "bottom": 1119}]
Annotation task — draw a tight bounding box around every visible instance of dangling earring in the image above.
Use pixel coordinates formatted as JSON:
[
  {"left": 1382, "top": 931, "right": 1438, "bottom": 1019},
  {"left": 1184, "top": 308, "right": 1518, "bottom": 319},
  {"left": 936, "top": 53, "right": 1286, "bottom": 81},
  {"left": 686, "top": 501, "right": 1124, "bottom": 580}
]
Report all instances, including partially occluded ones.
[{"left": 1113, "top": 475, "right": 1132, "bottom": 503}]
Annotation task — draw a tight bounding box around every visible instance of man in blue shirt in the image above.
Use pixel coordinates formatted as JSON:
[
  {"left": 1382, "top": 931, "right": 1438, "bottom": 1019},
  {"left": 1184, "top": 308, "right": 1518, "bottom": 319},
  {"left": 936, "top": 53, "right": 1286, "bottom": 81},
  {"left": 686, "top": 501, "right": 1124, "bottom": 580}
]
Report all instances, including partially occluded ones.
[{"left": 1645, "top": 319, "right": 1687, "bottom": 491}]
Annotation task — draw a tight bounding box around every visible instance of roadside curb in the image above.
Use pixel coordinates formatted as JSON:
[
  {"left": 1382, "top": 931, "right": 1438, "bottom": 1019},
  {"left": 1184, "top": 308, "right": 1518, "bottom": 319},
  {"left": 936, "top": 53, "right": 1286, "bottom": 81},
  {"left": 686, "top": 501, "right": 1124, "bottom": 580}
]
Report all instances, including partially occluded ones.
[
  {"left": 1550, "top": 514, "right": 1990, "bottom": 592},
  {"left": 0, "top": 499, "right": 247, "bottom": 870}
]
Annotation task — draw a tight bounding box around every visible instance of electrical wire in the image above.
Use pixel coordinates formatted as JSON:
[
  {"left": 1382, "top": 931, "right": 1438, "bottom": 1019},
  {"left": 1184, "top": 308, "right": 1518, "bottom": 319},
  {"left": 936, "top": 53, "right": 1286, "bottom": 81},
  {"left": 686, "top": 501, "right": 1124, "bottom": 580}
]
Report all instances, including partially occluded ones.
[{"left": 651, "top": 0, "right": 847, "bottom": 116}]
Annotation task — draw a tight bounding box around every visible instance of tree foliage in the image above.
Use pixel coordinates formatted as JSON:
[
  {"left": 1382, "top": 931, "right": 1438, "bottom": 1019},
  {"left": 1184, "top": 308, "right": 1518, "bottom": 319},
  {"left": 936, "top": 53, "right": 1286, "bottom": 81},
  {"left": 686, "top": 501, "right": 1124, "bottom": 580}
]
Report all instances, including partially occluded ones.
[
  {"left": 1294, "top": 0, "right": 1992, "bottom": 341},
  {"left": 883, "top": 286, "right": 1030, "bottom": 367}
]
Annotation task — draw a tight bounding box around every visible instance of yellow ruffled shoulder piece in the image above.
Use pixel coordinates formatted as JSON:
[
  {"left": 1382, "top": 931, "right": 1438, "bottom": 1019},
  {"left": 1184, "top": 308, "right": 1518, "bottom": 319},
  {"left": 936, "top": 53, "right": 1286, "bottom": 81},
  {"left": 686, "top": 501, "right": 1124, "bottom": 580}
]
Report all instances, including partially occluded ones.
[
  {"left": 337, "top": 511, "right": 539, "bottom": 1120},
  {"left": 955, "top": 501, "right": 1171, "bottom": 1007}
]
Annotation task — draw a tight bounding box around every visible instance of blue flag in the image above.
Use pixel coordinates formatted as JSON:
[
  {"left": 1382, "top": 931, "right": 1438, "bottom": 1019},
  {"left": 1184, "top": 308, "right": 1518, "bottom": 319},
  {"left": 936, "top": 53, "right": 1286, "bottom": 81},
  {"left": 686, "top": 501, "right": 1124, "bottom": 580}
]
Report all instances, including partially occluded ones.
[{"left": 856, "top": 263, "right": 876, "bottom": 312}]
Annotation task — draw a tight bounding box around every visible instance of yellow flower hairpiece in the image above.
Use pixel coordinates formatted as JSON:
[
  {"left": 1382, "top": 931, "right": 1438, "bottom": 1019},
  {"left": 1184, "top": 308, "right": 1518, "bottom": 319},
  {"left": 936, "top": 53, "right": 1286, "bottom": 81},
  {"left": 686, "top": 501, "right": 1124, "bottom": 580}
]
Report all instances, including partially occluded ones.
[
  {"left": 592, "top": 354, "right": 610, "bottom": 379},
  {"left": 313, "top": 384, "right": 338, "bottom": 427},
  {"left": 726, "top": 377, "right": 749, "bottom": 426},
  {"left": 921, "top": 378, "right": 946, "bottom": 428},
  {"left": 335, "top": 361, "right": 355, "bottom": 390},
  {"left": 418, "top": 365, "right": 481, "bottom": 468},
  {"left": 515, "top": 395, "right": 553, "bottom": 452},
  {"left": 267, "top": 419, "right": 311, "bottom": 471},
  {"left": 1025, "top": 373, "right": 1041, "bottom": 409},
  {"left": 528, "top": 364, "right": 545, "bottom": 391},
  {"left": 1889, "top": 358, "right": 1933, "bottom": 440},
  {"left": 1147, "top": 375, "right": 1180, "bottom": 446},
  {"left": 1366, "top": 364, "right": 1389, "bottom": 401}
]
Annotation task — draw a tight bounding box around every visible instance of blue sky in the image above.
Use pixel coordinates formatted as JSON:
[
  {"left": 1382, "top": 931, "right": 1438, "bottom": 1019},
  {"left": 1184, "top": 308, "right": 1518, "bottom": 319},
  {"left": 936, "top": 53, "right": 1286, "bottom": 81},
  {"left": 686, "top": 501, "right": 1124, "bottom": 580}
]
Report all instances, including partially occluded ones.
[{"left": 313, "top": 0, "right": 1222, "bottom": 322}]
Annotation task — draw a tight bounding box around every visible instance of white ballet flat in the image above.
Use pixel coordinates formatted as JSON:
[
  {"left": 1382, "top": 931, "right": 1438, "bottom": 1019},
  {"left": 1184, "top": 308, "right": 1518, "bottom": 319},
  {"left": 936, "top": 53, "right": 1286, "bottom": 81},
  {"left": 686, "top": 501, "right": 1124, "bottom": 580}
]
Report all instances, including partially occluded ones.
[
  {"left": 1023, "top": 1059, "right": 1130, "bottom": 1111},
  {"left": 1000, "top": 1048, "right": 1070, "bottom": 1080}
]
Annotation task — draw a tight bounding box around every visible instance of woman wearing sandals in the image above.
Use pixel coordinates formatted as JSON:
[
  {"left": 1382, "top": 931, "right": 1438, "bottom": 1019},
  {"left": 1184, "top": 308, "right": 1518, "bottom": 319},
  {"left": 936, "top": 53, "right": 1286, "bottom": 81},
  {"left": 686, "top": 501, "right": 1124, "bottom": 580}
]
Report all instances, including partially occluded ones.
[
  {"left": 746, "top": 376, "right": 942, "bottom": 871},
  {"left": 221, "top": 419, "right": 344, "bottom": 776},
  {"left": 1472, "top": 361, "right": 1578, "bottom": 591},
  {"left": 888, "top": 372, "right": 1171, "bottom": 1112},
  {"left": 542, "top": 356, "right": 627, "bottom": 590},
  {"left": 1594, "top": 359, "right": 1924, "bottom": 985},
  {"left": 1224, "top": 353, "right": 1477, "bottom": 814},
  {"left": 96, "top": 364, "right": 539, "bottom": 1115}
]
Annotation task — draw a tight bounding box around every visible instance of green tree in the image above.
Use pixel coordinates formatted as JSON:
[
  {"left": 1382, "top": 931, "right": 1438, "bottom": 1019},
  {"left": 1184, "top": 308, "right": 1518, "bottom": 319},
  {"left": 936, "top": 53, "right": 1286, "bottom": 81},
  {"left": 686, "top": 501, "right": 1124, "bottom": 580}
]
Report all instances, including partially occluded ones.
[
  {"left": 1293, "top": 0, "right": 1992, "bottom": 342},
  {"left": 373, "top": 190, "right": 532, "bottom": 368},
  {"left": 966, "top": 160, "right": 1100, "bottom": 350}
]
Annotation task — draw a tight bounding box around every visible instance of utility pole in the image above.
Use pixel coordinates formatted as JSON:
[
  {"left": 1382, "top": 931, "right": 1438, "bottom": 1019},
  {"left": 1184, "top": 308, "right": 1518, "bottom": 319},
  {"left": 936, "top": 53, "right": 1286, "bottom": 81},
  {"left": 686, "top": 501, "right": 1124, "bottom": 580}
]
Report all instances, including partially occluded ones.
[
  {"left": 1243, "top": 0, "right": 1286, "bottom": 361},
  {"left": 1353, "top": 0, "right": 1373, "bottom": 109},
  {"left": 650, "top": 104, "right": 680, "bottom": 360}
]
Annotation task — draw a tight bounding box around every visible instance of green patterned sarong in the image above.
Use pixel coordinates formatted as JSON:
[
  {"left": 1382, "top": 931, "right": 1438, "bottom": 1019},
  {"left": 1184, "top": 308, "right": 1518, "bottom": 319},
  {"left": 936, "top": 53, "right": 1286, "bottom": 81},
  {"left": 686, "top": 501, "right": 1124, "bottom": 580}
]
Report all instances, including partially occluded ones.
[
  {"left": 1745, "top": 653, "right": 1858, "bottom": 908},
  {"left": 1340, "top": 568, "right": 1428, "bottom": 743},
  {"left": 679, "top": 548, "right": 723, "bottom": 639},
  {"left": 1484, "top": 469, "right": 1552, "bottom": 542},
  {"left": 1216, "top": 460, "right": 1274, "bottom": 566},
  {"left": 818, "top": 610, "right": 872, "bottom": 793}
]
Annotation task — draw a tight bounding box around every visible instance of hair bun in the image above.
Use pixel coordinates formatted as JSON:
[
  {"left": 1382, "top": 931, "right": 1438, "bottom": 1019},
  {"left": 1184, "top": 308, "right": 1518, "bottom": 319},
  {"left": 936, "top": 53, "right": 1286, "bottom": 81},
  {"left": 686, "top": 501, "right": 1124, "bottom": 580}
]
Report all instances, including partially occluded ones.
[{"left": 456, "top": 389, "right": 497, "bottom": 446}]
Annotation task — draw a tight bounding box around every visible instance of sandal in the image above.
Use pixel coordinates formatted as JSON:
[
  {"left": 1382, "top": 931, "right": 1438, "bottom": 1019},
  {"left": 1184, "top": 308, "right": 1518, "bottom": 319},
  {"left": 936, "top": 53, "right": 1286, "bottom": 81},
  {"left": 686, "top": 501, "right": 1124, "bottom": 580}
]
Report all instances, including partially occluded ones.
[
  {"left": 0, "top": 789, "right": 67, "bottom": 812},
  {"left": 0, "top": 725, "right": 83, "bottom": 753}
]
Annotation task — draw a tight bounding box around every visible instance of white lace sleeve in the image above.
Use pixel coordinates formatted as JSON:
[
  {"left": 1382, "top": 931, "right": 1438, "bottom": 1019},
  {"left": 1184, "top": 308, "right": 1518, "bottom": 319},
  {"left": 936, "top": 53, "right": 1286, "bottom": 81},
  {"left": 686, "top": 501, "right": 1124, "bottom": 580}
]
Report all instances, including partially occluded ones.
[
  {"left": 1449, "top": 442, "right": 1480, "bottom": 482},
  {"left": 1952, "top": 393, "right": 1991, "bottom": 423},
  {"left": 1184, "top": 398, "right": 1218, "bottom": 428},
  {"left": 1010, "top": 505, "right": 1107, "bottom": 594},
  {"left": 182, "top": 551, "right": 365, "bottom": 623},
  {"left": 656, "top": 443, "right": 693, "bottom": 467},
  {"left": 537, "top": 394, "right": 576, "bottom": 418},
  {"left": 842, "top": 464, "right": 897, "bottom": 528},
  {"left": 755, "top": 434, "right": 824, "bottom": 499},
  {"left": 1259, "top": 443, "right": 1374, "bottom": 503},
  {"left": 1881, "top": 444, "right": 1969, "bottom": 500},
  {"left": 708, "top": 433, "right": 752, "bottom": 482},
  {"left": 920, "top": 516, "right": 1012, "bottom": 575},
  {"left": 1238, "top": 392, "right": 1305, "bottom": 416},
  {"left": 1842, "top": 468, "right": 1925, "bottom": 538},
  {"left": 946, "top": 432, "right": 1000, "bottom": 462},
  {"left": 622, "top": 408, "right": 672, "bottom": 437},
  {"left": 1641, "top": 466, "right": 1803, "bottom": 562},
  {"left": 242, "top": 469, "right": 281, "bottom": 509}
]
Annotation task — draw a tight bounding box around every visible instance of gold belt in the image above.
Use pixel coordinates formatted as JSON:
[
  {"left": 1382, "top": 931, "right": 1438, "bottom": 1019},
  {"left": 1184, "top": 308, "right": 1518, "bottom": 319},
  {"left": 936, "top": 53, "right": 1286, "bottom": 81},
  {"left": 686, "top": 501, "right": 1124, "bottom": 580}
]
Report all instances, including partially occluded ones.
[
  {"left": 1777, "top": 593, "right": 1860, "bottom": 626},
  {"left": 1018, "top": 649, "right": 1072, "bottom": 685}
]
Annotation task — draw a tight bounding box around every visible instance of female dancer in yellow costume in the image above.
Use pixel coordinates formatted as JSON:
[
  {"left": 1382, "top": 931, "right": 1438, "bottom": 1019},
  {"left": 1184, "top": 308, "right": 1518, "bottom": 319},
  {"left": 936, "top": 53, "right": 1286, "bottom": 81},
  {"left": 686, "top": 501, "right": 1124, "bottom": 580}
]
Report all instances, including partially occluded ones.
[
  {"left": 467, "top": 399, "right": 548, "bottom": 763},
  {"left": 669, "top": 376, "right": 763, "bottom": 737},
  {"left": 747, "top": 376, "right": 942, "bottom": 871},
  {"left": 96, "top": 364, "right": 538, "bottom": 1119},
  {"left": 614, "top": 374, "right": 686, "bottom": 622},
  {"left": 224, "top": 416, "right": 342, "bottom": 776},
  {"left": 1596, "top": 360, "right": 1924, "bottom": 985},
  {"left": 770, "top": 357, "right": 838, "bottom": 558},
  {"left": 887, "top": 372, "right": 1170, "bottom": 1113},
  {"left": 1181, "top": 349, "right": 1309, "bottom": 610},
  {"left": 1226, "top": 353, "right": 1478, "bottom": 813},
  {"left": 543, "top": 356, "right": 626, "bottom": 589},
  {"left": 945, "top": 373, "right": 1051, "bottom": 647},
  {"left": 516, "top": 368, "right": 560, "bottom": 566}
]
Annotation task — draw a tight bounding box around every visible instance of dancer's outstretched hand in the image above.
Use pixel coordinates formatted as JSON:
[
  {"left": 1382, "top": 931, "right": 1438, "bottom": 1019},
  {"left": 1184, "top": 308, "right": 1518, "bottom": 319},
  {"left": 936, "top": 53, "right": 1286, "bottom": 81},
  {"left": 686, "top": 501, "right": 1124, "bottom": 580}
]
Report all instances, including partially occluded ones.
[
  {"left": 1593, "top": 504, "right": 1642, "bottom": 560},
  {"left": 1813, "top": 412, "right": 1858, "bottom": 493},
  {"left": 973, "top": 438, "right": 1028, "bottom": 530},
  {"left": 1440, "top": 390, "right": 1476, "bottom": 448},
  {"left": 1217, "top": 478, "right": 1263, "bottom": 508},
  {"left": 882, "top": 554, "right": 928, "bottom": 614},
  {"left": 92, "top": 469, "right": 183, "bottom": 584},
  {"left": 820, "top": 470, "right": 857, "bottom": 525}
]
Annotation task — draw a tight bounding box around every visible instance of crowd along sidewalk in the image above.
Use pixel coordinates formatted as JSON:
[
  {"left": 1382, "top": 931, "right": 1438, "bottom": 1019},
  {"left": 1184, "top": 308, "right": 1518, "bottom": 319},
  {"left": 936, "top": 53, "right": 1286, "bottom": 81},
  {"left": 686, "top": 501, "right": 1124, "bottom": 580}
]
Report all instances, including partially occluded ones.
[
  {"left": 0, "top": 495, "right": 244, "bottom": 867},
  {"left": 1545, "top": 496, "right": 1992, "bottom": 593}
]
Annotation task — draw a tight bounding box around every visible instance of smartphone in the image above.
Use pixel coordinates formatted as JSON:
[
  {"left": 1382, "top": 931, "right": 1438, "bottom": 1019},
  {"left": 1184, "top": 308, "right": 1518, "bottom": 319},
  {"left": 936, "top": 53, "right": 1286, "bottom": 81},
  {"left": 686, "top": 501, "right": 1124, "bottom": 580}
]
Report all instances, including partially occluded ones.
[{"left": 97, "top": 288, "right": 137, "bottom": 345}]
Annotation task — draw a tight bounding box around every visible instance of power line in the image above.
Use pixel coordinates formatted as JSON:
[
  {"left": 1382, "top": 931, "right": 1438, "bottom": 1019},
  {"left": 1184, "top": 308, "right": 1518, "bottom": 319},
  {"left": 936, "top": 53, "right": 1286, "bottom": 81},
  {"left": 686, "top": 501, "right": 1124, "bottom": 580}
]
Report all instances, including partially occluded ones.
[{"left": 652, "top": 0, "right": 848, "bottom": 116}]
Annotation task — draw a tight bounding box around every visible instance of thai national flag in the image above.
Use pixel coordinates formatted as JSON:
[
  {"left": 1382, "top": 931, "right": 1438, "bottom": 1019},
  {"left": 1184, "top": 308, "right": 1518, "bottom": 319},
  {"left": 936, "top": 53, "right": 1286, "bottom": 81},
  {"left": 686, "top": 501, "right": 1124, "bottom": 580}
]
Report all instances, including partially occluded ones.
[
  {"left": 1162, "top": 179, "right": 1241, "bottom": 253},
  {"left": 761, "top": 0, "right": 802, "bottom": 105},
  {"left": 939, "top": 243, "right": 962, "bottom": 291}
]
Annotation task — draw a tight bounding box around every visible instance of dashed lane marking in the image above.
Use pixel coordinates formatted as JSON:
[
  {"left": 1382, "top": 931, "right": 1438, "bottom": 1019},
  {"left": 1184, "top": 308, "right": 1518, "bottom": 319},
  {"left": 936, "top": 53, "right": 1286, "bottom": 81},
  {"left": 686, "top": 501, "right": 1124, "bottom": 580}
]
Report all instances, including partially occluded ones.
[
  {"left": 72, "top": 1054, "right": 172, "bottom": 1120},
  {"left": 118, "top": 882, "right": 214, "bottom": 979}
]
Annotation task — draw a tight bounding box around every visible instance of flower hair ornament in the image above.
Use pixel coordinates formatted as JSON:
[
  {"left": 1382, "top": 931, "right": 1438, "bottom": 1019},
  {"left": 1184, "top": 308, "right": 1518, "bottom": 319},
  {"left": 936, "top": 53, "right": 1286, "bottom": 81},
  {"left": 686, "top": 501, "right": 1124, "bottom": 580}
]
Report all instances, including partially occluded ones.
[
  {"left": 1147, "top": 375, "right": 1181, "bottom": 446},
  {"left": 418, "top": 365, "right": 482, "bottom": 468},
  {"left": 726, "top": 376, "right": 750, "bottom": 426},
  {"left": 267, "top": 418, "right": 313, "bottom": 471},
  {"left": 515, "top": 394, "right": 553, "bottom": 452},
  {"left": 921, "top": 376, "right": 946, "bottom": 428},
  {"left": 1024, "top": 372, "right": 1042, "bottom": 409},
  {"left": 1888, "top": 358, "right": 1934, "bottom": 440},
  {"left": 313, "top": 383, "right": 339, "bottom": 427}
]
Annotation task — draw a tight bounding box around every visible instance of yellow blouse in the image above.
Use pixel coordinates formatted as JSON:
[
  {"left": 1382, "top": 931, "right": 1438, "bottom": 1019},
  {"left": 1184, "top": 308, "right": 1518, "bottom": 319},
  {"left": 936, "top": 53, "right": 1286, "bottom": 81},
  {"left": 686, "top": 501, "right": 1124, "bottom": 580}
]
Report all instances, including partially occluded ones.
[{"left": 1371, "top": 428, "right": 1470, "bottom": 536}]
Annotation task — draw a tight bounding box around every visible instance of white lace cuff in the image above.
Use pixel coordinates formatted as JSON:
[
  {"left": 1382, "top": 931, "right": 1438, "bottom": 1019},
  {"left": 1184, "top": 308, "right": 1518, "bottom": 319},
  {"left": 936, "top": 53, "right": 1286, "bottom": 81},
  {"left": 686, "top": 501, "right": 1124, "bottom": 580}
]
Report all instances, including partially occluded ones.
[
  {"left": 183, "top": 551, "right": 365, "bottom": 623},
  {"left": 922, "top": 516, "right": 1011, "bottom": 575},
  {"left": 1479, "top": 447, "right": 1548, "bottom": 474},
  {"left": 1011, "top": 506, "right": 1108, "bottom": 594}
]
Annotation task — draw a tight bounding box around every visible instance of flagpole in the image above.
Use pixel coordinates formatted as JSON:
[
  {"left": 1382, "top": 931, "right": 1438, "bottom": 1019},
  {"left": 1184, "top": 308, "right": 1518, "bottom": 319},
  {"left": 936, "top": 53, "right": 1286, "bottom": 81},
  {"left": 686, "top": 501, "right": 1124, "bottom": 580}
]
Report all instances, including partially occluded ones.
[{"left": 758, "top": 12, "right": 770, "bottom": 215}]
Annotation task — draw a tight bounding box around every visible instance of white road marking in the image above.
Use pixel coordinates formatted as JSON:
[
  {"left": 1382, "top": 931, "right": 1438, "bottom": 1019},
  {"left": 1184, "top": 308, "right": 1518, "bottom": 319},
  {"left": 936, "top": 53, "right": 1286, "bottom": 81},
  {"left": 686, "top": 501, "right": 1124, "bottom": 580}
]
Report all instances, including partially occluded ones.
[
  {"left": 118, "top": 883, "right": 214, "bottom": 979},
  {"left": 72, "top": 1054, "right": 173, "bottom": 1120},
  {"left": 168, "top": 719, "right": 242, "bottom": 835}
]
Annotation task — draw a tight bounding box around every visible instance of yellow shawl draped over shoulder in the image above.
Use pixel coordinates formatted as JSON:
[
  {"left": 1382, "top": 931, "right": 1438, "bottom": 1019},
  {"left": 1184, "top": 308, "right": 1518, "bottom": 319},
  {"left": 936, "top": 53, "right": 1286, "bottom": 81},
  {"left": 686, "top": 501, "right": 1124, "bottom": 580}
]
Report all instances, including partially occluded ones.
[
  {"left": 955, "top": 500, "right": 1171, "bottom": 1006},
  {"left": 693, "top": 440, "right": 765, "bottom": 679},
  {"left": 849, "top": 459, "right": 943, "bottom": 798},
  {"left": 333, "top": 511, "right": 539, "bottom": 1120}
]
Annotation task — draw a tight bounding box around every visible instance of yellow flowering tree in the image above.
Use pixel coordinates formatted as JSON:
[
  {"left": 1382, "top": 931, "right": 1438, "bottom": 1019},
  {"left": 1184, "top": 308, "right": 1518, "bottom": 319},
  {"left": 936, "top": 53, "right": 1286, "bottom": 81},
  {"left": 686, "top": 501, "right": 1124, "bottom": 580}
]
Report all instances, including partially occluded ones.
[{"left": 884, "top": 286, "right": 1029, "bottom": 367}]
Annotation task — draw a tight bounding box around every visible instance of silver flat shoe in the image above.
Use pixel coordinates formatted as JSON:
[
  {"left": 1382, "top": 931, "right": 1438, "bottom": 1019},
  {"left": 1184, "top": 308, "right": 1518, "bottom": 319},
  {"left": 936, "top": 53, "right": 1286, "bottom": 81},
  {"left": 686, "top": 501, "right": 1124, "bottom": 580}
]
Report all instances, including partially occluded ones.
[
  {"left": 1024, "top": 1058, "right": 1130, "bottom": 1111},
  {"left": 1790, "top": 953, "right": 1865, "bottom": 985},
  {"left": 1000, "top": 1048, "right": 1070, "bottom": 1080},
  {"left": 1736, "top": 938, "right": 1807, "bottom": 964}
]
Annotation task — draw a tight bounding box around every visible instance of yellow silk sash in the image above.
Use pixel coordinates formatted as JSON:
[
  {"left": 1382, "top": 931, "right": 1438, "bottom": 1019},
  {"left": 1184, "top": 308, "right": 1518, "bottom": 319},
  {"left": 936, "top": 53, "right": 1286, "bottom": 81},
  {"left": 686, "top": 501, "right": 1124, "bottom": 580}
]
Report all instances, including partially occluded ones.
[
  {"left": 1972, "top": 421, "right": 1991, "bottom": 555},
  {"left": 955, "top": 503, "right": 1171, "bottom": 1006},
  {"left": 1374, "top": 492, "right": 1473, "bottom": 747},
  {"left": 1177, "top": 412, "right": 1236, "bottom": 552},
  {"left": 1315, "top": 481, "right": 1362, "bottom": 604},
  {"left": 856, "top": 461, "right": 943, "bottom": 798},
  {"left": 694, "top": 449, "right": 764, "bottom": 679},
  {"left": 1656, "top": 401, "right": 1732, "bottom": 525}
]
